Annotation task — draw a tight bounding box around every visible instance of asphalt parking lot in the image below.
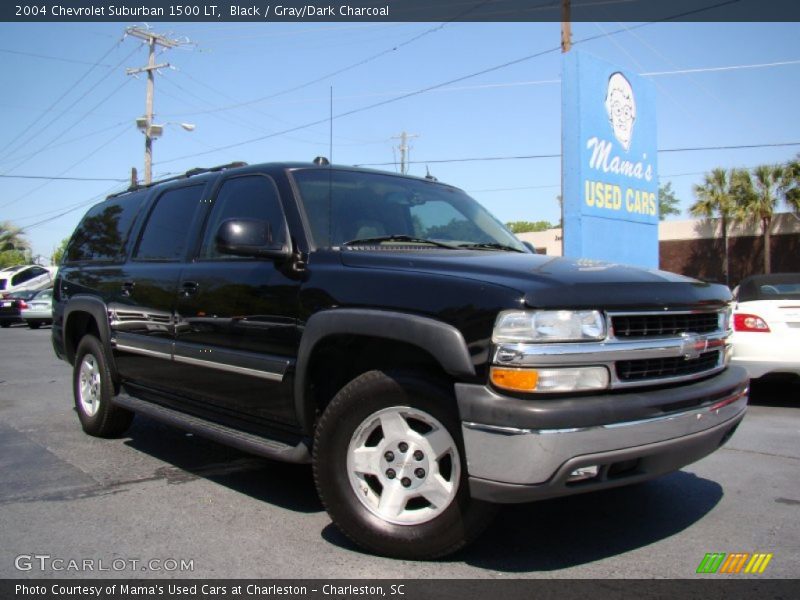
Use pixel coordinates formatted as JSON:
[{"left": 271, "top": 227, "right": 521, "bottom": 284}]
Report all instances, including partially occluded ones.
[{"left": 0, "top": 325, "right": 798, "bottom": 579}]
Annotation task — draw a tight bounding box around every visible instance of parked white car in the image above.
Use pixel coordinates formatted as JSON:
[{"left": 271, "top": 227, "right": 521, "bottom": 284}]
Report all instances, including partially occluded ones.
[
  {"left": 0, "top": 265, "right": 53, "bottom": 298},
  {"left": 20, "top": 287, "right": 53, "bottom": 329},
  {"left": 730, "top": 273, "right": 800, "bottom": 381}
]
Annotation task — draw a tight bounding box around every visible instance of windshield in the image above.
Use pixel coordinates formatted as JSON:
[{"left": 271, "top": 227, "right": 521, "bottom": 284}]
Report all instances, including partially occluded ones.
[
  {"left": 737, "top": 273, "right": 800, "bottom": 302},
  {"left": 291, "top": 168, "right": 526, "bottom": 252}
]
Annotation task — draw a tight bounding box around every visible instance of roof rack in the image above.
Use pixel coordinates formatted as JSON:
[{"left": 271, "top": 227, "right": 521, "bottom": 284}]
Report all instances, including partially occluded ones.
[{"left": 109, "top": 161, "right": 248, "bottom": 198}]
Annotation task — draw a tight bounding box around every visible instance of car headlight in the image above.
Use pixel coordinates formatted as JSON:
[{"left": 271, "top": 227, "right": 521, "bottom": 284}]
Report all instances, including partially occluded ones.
[{"left": 492, "top": 310, "right": 606, "bottom": 343}]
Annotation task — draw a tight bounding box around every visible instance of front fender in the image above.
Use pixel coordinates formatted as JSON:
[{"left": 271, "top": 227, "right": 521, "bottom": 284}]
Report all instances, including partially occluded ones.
[{"left": 294, "top": 309, "right": 475, "bottom": 433}]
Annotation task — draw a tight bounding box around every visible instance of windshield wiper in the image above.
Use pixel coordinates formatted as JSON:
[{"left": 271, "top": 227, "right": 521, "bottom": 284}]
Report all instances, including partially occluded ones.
[
  {"left": 342, "top": 235, "right": 458, "bottom": 249},
  {"left": 457, "top": 242, "right": 525, "bottom": 253}
]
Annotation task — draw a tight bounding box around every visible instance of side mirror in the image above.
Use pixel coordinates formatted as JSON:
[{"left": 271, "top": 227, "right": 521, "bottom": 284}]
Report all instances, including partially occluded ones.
[
  {"left": 215, "top": 218, "right": 290, "bottom": 259},
  {"left": 522, "top": 241, "right": 539, "bottom": 254}
]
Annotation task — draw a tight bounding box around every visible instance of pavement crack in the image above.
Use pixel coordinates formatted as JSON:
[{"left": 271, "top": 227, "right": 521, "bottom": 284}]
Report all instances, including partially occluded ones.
[{"left": 722, "top": 446, "right": 800, "bottom": 462}]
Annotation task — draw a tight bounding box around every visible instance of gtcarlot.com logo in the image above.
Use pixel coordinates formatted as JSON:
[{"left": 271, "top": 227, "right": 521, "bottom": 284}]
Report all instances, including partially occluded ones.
[
  {"left": 14, "top": 554, "right": 194, "bottom": 573},
  {"left": 696, "top": 552, "right": 773, "bottom": 574}
]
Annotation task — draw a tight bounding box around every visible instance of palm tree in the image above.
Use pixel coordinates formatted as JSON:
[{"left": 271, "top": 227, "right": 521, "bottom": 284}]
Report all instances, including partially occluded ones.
[
  {"left": 0, "top": 221, "right": 29, "bottom": 253},
  {"left": 782, "top": 155, "right": 800, "bottom": 213},
  {"left": 734, "top": 165, "right": 785, "bottom": 274},
  {"left": 690, "top": 168, "right": 737, "bottom": 286}
]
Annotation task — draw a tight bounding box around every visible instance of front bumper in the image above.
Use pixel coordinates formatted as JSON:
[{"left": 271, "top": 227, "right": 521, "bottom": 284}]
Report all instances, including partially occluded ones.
[{"left": 456, "top": 366, "right": 749, "bottom": 503}]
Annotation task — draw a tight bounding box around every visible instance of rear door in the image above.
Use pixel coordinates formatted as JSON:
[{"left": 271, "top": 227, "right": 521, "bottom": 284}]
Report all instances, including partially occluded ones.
[
  {"left": 171, "top": 172, "right": 301, "bottom": 428},
  {"left": 111, "top": 183, "right": 208, "bottom": 391}
]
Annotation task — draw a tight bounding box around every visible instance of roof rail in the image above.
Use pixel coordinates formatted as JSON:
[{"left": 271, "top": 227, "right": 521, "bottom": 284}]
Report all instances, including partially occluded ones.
[{"left": 111, "top": 161, "right": 249, "bottom": 197}]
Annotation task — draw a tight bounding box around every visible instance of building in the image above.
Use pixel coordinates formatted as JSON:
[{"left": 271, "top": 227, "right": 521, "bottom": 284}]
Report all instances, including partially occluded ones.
[{"left": 517, "top": 213, "right": 800, "bottom": 287}]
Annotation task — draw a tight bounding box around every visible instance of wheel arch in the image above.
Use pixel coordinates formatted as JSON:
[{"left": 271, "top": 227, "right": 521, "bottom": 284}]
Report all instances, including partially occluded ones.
[
  {"left": 294, "top": 309, "right": 475, "bottom": 434},
  {"left": 63, "top": 296, "right": 114, "bottom": 370}
]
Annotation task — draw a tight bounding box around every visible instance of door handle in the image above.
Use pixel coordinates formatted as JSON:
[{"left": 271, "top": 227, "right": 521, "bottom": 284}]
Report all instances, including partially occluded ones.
[
  {"left": 181, "top": 281, "right": 200, "bottom": 296},
  {"left": 121, "top": 281, "right": 135, "bottom": 297}
]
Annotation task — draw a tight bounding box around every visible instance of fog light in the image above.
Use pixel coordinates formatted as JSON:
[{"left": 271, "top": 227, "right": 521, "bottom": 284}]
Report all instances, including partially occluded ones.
[{"left": 567, "top": 465, "right": 599, "bottom": 482}]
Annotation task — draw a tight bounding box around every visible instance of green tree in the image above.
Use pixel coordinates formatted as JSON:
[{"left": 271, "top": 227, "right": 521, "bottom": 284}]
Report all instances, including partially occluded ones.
[
  {"left": 0, "top": 249, "right": 30, "bottom": 269},
  {"left": 51, "top": 236, "right": 71, "bottom": 266},
  {"left": 0, "top": 221, "right": 29, "bottom": 252},
  {"left": 658, "top": 182, "right": 681, "bottom": 220},
  {"left": 781, "top": 155, "right": 800, "bottom": 212},
  {"left": 690, "top": 168, "right": 738, "bottom": 286},
  {"left": 505, "top": 220, "right": 555, "bottom": 234},
  {"left": 0, "top": 221, "right": 31, "bottom": 268},
  {"left": 733, "top": 164, "right": 786, "bottom": 274}
]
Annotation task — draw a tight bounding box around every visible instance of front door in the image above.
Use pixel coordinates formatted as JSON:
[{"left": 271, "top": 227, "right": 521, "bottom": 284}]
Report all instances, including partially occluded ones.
[{"left": 172, "top": 173, "right": 302, "bottom": 429}]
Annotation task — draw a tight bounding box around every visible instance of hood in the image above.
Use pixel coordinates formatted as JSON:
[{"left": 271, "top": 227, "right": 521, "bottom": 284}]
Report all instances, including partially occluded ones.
[{"left": 339, "top": 250, "right": 731, "bottom": 310}]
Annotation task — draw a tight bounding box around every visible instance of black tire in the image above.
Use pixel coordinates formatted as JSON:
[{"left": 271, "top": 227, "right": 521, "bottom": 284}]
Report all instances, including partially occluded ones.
[
  {"left": 73, "top": 335, "right": 133, "bottom": 438},
  {"left": 27, "top": 320, "right": 41, "bottom": 329},
  {"left": 313, "top": 370, "right": 496, "bottom": 559},
  {"left": 0, "top": 322, "right": 10, "bottom": 328}
]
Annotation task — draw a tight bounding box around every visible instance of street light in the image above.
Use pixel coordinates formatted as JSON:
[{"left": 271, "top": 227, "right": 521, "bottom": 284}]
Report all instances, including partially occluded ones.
[{"left": 135, "top": 118, "right": 196, "bottom": 184}]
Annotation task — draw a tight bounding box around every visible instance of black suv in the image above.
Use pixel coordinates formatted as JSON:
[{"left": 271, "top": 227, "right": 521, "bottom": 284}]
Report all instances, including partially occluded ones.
[{"left": 53, "top": 161, "right": 748, "bottom": 559}]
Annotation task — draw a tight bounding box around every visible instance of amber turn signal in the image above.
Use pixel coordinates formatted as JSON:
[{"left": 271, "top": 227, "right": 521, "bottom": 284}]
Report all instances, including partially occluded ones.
[{"left": 490, "top": 367, "right": 539, "bottom": 392}]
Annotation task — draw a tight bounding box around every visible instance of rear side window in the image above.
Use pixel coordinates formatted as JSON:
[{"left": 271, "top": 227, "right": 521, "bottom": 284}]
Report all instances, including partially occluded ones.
[
  {"left": 11, "top": 266, "right": 47, "bottom": 286},
  {"left": 134, "top": 185, "right": 205, "bottom": 261},
  {"left": 199, "top": 175, "right": 286, "bottom": 259},
  {"left": 66, "top": 193, "right": 145, "bottom": 262}
]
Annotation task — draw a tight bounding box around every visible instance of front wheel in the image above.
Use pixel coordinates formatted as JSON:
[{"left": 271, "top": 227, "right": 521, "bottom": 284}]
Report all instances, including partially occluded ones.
[
  {"left": 313, "top": 370, "right": 496, "bottom": 559},
  {"left": 73, "top": 335, "right": 133, "bottom": 437}
]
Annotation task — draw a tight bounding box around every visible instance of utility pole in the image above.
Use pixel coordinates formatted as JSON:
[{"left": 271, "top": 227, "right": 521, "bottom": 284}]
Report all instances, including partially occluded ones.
[
  {"left": 561, "top": 0, "right": 572, "bottom": 53},
  {"left": 392, "top": 131, "right": 419, "bottom": 175},
  {"left": 125, "top": 27, "right": 183, "bottom": 185}
]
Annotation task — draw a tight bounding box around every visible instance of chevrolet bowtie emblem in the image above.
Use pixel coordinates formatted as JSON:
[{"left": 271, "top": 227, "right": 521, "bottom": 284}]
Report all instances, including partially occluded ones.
[{"left": 679, "top": 332, "right": 704, "bottom": 360}]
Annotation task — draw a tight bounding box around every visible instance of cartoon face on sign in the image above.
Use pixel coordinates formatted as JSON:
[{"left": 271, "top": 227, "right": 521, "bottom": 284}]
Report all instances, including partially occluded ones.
[{"left": 605, "top": 72, "right": 636, "bottom": 151}]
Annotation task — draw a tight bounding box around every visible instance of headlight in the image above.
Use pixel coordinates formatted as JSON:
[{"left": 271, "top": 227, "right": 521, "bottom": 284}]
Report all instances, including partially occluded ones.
[{"left": 493, "top": 310, "right": 606, "bottom": 343}]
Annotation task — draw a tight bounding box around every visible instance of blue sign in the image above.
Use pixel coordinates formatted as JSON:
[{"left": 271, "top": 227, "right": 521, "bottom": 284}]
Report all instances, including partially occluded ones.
[{"left": 562, "top": 51, "right": 659, "bottom": 268}]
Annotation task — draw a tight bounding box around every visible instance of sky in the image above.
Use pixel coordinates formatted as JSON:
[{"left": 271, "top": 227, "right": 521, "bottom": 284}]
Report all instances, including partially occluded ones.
[{"left": 1, "top": 19, "right": 799, "bottom": 261}]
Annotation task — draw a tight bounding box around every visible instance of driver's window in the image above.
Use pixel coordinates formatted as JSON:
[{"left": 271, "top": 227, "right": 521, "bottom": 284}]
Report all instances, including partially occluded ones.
[{"left": 200, "top": 175, "right": 286, "bottom": 259}]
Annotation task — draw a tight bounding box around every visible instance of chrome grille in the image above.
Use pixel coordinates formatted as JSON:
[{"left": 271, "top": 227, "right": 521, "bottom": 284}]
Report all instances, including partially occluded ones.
[
  {"left": 616, "top": 351, "right": 721, "bottom": 382},
  {"left": 612, "top": 312, "right": 719, "bottom": 338}
]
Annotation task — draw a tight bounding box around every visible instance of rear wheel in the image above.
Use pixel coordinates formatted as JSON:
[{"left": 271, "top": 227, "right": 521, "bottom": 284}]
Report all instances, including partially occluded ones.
[
  {"left": 73, "top": 335, "right": 133, "bottom": 437},
  {"left": 27, "top": 320, "right": 41, "bottom": 329},
  {"left": 0, "top": 322, "right": 10, "bottom": 328},
  {"left": 313, "top": 370, "right": 496, "bottom": 559}
]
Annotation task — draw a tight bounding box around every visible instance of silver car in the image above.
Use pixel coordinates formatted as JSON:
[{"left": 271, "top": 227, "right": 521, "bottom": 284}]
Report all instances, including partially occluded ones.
[{"left": 20, "top": 288, "right": 53, "bottom": 329}]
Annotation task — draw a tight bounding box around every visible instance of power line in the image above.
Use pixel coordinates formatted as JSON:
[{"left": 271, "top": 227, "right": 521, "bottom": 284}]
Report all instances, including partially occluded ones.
[
  {"left": 10, "top": 141, "right": 797, "bottom": 185},
  {"left": 162, "top": 2, "right": 494, "bottom": 119},
  {"left": 156, "top": 57, "right": 799, "bottom": 114},
  {"left": 0, "top": 48, "right": 114, "bottom": 66},
  {"left": 354, "top": 142, "right": 800, "bottom": 168},
  {"left": 156, "top": 2, "right": 737, "bottom": 166},
  {"left": 0, "top": 125, "right": 130, "bottom": 211},
  {"left": 0, "top": 121, "right": 130, "bottom": 168},
  {"left": 0, "top": 174, "right": 126, "bottom": 182},
  {"left": 0, "top": 38, "right": 123, "bottom": 163},
  {"left": 20, "top": 183, "right": 128, "bottom": 232},
  {"left": 1, "top": 78, "right": 134, "bottom": 176},
  {"left": 1, "top": 44, "right": 139, "bottom": 172}
]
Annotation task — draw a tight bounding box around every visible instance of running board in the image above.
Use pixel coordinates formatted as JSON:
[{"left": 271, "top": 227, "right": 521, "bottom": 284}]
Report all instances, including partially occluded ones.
[{"left": 112, "top": 394, "right": 311, "bottom": 464}]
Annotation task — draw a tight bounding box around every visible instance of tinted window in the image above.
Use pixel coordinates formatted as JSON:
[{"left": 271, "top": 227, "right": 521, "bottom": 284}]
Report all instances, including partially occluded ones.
[
  {"left": 11, "top": 266, "right": 47, "bottom": 286},
  {"left": 66, "top": 193, "right": 145, "bottom": 262},
  {"left": 135, "top": 186, "right": 204, "bottom": 261},
  {"left": 738, "top": 274, "right": 800, "bottom": 302},
  {"left": 291, "top": 169, "right": 523, "bottom": 250},
  {"left": 200, "top": 175, "right": 286, "bottom": 259}
]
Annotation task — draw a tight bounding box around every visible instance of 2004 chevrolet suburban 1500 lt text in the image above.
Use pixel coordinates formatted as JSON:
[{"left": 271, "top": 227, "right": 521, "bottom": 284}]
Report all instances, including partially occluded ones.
[{"left": 52, "top": 161, "right": 748, "bottom": 559}]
